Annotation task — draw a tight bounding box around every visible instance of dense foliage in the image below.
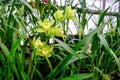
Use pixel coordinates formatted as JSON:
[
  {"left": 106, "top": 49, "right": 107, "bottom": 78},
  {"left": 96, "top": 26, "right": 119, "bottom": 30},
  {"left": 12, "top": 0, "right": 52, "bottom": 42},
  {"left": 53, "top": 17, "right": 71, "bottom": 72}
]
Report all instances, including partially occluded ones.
[{"left": 0, "top": 0, "right": 120, "bottom": 80}]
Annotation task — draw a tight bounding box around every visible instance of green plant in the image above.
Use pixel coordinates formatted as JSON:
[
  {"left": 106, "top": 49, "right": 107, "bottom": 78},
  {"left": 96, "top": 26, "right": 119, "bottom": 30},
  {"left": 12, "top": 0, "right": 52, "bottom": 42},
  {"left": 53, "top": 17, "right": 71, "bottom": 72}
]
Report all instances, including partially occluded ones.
[{"left": 0, "top": 0, "right": 119, "bottom": 80}]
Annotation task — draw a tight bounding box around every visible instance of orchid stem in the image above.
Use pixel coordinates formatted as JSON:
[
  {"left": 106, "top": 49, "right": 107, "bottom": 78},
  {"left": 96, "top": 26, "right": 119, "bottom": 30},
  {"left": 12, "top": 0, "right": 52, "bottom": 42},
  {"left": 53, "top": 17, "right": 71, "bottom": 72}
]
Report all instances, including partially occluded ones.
[{"left": 45, "top": 57, "right": 52, "bottom": 71}]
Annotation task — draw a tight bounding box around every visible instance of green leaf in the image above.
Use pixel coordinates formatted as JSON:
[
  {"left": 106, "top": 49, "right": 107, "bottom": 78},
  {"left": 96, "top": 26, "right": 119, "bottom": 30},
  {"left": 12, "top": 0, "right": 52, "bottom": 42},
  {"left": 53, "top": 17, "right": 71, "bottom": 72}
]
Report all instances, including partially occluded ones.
[
  {"left": 0, "top": 53, "right": 6, "bottom": 68},
  {"left": 48, "top": 22, "right": 110, "bottom": 80},
  {"left": 11, "top": 63, "right": 20, "bottom": 80},
  {"left": 67, "top": 53, "right": 88, "bottom": 65},
  {"left": 13, "top": 15, "right": 28, "bottom": 39},
  {"left": 98, "top": 35, "right": 120, "bottom": 72},
  {"left": 55, "top": 38, "right": 76, "bottom": 56},
  {"left": 97, "top": 7, "right": 110, "bottom": 26},
  {"left": 21, "top": 0, "right": 40, "bottom": 20},
  {"left": 0, "top": 43, "right": 20, "bottom": 80},
  {"left": 35, "top": 68, "right": 44, "bottom": 80},
  {"left": 21, "top": 71, "right": 29, "bottom": 80},
  {"left": 10, "top": 37, "right": 22, "bottom": 58},
  {"left": 0, "top": 43, "right": 10, "bottom": 58},
  {"left": 48, "top": 54, "right": 73, "bottom": 80},
  {"left": 59, "top": 73, "right": 93, "bottom": 80},
  {"left": 74, "top": 21, "right": 110, "bottom": 52},
  {"left": 7, "top": 0, "right": 17, "bottom": 34}
]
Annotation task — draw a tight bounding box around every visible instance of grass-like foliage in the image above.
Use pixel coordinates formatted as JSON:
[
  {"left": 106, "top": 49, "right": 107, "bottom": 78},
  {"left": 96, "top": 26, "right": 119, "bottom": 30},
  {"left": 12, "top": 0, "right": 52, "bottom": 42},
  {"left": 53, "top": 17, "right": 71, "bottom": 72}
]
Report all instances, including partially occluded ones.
[{"left": 0, "top": 0, "right": 120, "bottom": 80}]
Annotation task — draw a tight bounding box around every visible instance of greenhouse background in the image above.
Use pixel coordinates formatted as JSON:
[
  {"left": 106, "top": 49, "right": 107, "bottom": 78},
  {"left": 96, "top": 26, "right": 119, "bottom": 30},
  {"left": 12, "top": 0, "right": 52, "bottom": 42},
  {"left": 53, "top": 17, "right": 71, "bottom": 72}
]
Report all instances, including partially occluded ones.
[
  {"left": 0, "top": 0, "right": 120, "bottom": 80},
  {"left": 53, "top": 0, "right": 120, "bottom": 34}
]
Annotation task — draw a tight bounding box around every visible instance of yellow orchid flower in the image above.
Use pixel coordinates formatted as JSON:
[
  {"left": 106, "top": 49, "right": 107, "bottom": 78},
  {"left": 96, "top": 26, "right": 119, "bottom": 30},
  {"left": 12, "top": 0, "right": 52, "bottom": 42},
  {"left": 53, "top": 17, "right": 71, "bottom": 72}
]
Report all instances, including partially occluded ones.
[
  {"left": 65, "top": 6, "right": 77, "bottom": 20},
  {"left": 35, "top": 45, "right": 53, "bottom": 58},
  {"left": 48, "top": 27, "right": 65, "bottom": 38},
  {"left": 32, "top": 37, "right": 53, "bottom": 57},
  {"left": 41, "top": 45, "right": 53, "bottom": 57},
  {"left": 54, "top": 10, "right": 65, "bottom": 22},
  {"left": 32, "top": 37, "right": 43, "bottom": 49},
  {"left": 37, "top": 19, "right": 55, "bottom": 33}
]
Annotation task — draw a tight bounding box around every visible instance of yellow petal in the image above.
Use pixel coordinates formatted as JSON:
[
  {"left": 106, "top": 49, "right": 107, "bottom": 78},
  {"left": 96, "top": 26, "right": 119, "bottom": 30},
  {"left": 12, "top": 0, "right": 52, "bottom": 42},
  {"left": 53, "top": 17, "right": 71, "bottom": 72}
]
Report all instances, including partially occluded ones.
[{"left": 37, "top": 28, "right": 45, "bottom": 33}]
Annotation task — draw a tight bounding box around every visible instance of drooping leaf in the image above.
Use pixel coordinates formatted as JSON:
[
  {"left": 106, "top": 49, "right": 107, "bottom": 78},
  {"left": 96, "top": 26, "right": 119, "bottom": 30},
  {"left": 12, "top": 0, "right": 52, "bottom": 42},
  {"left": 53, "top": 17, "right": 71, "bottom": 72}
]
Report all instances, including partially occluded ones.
[{"left": 59, "top": 73, "right": 93, "bottom": 80}]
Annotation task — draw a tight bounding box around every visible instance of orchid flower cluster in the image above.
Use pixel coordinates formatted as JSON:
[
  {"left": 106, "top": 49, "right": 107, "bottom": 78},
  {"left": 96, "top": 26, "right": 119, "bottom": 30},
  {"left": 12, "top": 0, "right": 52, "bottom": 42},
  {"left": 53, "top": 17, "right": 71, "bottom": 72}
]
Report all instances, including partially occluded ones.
[
  {"left": 32, "top": 37, "right": 53, "bottom": 57},
  {"left": 32, "top": 6, "right": 77, "bottom": 58},
  {"left": 54, "top": 6, "right": 77, "bottom": 23}
]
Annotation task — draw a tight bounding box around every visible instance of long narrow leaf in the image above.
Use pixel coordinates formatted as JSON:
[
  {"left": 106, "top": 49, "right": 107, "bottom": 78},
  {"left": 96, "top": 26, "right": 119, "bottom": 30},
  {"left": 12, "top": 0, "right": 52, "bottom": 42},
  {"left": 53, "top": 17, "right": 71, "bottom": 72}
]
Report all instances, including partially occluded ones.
[
  {"left": 0, "top": 43, "right": 20, "bottom": 80},
  {"left": 97, "top": 7, "right": 110, "bottom": 26},
  {"left": 59, "top": 73, "right": 93, "bottom": 80},
  {"left": 74, "top": 21, "right": 110, "bottom": 52},
  {"left": 21, "top": 70, "right": 29, "bottom": 80},
  {"left": 55, "top": 38, "right": 76, "bottom": 56},
  {"left": 10, "top": 37, "right": 22, "bottom": 57},
  {"left": 98, "top": 35, "right": 120, "bottom": 72},
  {"left": 0, "top": 43, "right": 10, "bottom": 58},
  {"left": 0, "top": 53, "right": 6, "bottom": 67},
  {"left": 48, "top": 22, "right": 110, "bottom": 80},
  {"left": 21, "top": 0, "right": 40, "bottom": 20}
]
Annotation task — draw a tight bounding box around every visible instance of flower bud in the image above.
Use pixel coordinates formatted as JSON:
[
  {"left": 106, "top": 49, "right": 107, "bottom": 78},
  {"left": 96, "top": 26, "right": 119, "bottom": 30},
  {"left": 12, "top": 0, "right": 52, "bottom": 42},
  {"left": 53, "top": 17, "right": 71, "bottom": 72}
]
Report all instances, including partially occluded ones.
[{"left": 42, "top": 0, "right": 48, "bottom": 3}]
